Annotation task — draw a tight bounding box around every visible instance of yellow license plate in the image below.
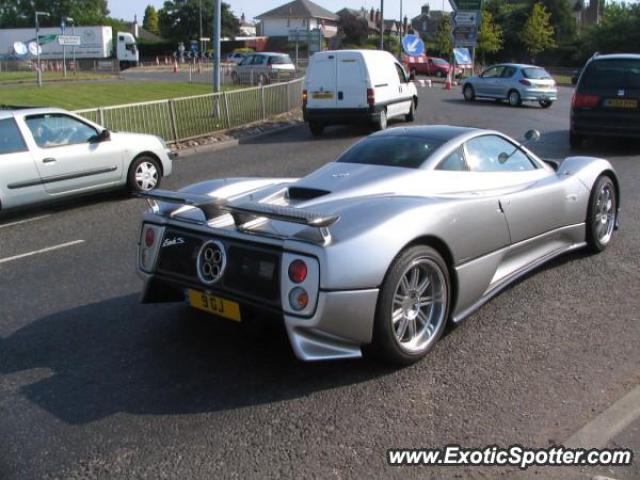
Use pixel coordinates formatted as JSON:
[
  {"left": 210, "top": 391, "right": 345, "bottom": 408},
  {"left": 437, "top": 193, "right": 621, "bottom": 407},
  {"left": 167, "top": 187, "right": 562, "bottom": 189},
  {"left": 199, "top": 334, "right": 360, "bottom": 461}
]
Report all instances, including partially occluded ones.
[
  {"left": 605, "top": 98, "right": 638, "bottom": 108},
  {"left": 312, "top": 92, "right": 334, "bottom": 99},
  {"left": 188, "top": 289, "right": 241, "bottom": 322}
]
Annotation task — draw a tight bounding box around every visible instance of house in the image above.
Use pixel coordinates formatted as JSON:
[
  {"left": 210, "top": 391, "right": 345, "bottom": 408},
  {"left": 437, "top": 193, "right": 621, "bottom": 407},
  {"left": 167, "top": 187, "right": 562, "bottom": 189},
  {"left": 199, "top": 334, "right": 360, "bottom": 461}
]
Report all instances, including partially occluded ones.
[
  {"left": 255, "top": 0, "right": 339, "bottom": 38},
  {"left": 411, "top": 4, "right": 449, "bottom": 42},
  {"left": 239, "top": 13, "right": 257, "bottom": 37},
  {"left": 383, "top": 19, "right": 399, "bottom": 36},
  {"left": 336, "top": 7, "right": 379, "bottom": 37}
]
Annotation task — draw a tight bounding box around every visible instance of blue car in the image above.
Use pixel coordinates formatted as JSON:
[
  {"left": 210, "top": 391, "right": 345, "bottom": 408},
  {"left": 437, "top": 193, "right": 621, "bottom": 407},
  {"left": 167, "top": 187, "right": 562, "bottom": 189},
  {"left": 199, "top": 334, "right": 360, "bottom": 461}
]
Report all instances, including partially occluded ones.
[{"left": 462, "top": 63, "right": 557, "bottom": 108}]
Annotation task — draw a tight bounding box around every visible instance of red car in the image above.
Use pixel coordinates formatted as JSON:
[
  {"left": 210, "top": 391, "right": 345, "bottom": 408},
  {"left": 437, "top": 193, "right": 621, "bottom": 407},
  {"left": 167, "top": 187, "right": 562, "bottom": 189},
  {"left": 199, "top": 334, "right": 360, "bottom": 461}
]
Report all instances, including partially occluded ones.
[{"left": 403, "top": 55, "right": 462, "bottom": 78}]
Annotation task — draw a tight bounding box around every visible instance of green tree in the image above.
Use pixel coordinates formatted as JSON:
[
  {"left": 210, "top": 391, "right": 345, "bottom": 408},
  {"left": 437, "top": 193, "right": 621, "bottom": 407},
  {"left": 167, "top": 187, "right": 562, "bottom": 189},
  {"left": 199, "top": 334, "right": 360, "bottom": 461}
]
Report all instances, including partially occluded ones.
[
  {"left": 0, "top": 0, "right": 110, "bottom": 28},
  {"left": 143, "top": 5, "right": 160, "bottom": 35},
  {"left": 432, "top": 15, "right": 452, "bottom": 57},
  {"left": 521, "top": 3, "right": 556, "bottom": 63},
  {"left": 476, "top": 9, "right": 503, "bottom": 65},
  {"left": 158, "top": 0, "right": 239, "bottom": 42},
  {"left": 582, "top": 2, "right": 640, "bottom": 56}
]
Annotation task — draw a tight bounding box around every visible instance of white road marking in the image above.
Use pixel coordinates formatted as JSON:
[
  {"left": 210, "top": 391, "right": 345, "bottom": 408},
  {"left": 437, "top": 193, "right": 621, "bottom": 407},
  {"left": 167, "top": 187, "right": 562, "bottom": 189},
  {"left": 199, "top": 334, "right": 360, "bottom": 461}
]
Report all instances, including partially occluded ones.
[
  {"left": 0, "top": 240, "right": 85, "bottom": 265},
  {"left": 565, "top": 384, "right": 640, "bottom": 448},
  {"left": 0, "top": 214, "right": 51, "bottom": 229}
]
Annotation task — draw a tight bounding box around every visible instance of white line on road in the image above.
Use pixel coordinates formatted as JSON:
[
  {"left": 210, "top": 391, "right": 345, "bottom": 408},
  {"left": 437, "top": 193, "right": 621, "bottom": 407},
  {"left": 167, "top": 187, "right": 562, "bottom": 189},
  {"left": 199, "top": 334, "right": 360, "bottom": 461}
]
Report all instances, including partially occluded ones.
[
  {"left": 565, "top": 384, "right": 640, "bottom": 449},
  {"left": 0, "top": 240, "right": 85, "bottom": 265},
  {"left": 0, "top": 214, "right": 51, "bottom": 229}
]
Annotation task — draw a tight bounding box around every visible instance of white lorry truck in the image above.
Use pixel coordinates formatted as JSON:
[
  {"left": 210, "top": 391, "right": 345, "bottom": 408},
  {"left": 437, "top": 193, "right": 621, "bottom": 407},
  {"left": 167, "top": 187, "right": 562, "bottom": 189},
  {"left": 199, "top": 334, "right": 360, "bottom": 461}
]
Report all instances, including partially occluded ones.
[{"left": 0, "top": 26, "right": 138, "bottom": 69}]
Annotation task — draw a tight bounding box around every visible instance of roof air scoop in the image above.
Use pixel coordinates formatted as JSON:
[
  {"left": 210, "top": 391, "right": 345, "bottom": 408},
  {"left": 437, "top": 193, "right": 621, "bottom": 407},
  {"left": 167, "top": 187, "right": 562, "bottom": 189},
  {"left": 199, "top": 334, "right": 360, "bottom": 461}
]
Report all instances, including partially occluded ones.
[{"left": 287, "top": 186, "right": 331, "bottom": 200}]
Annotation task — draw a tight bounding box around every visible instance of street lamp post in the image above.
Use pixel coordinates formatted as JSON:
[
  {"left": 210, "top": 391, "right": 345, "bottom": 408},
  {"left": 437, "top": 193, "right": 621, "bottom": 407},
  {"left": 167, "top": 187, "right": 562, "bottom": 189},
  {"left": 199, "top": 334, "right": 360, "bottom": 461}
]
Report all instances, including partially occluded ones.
[
  {"left": 213, "top": 0, "right": 221, "bottom": 92},
  {"left": 35, "top": 11, "right": 50, "bottom": 87},
  {"left": 65, "top": 17, "right": 75, "bottom": 75},
  {"left": 379, "top": 0, "right": 384, "bottom": 50},
  {"left": 399, "top": 0, "right": 403, "bottom": 58},
  {"left": 199, "top": 0, "right": 204, "bottom": 56}
]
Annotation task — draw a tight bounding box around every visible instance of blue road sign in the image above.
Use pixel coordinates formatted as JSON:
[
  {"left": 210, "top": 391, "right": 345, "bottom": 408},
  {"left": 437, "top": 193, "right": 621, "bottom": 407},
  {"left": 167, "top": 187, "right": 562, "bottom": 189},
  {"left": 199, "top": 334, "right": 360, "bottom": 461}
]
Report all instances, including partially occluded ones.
[{"left": 402, "top": 34, "right": 425, "bottom": 56}]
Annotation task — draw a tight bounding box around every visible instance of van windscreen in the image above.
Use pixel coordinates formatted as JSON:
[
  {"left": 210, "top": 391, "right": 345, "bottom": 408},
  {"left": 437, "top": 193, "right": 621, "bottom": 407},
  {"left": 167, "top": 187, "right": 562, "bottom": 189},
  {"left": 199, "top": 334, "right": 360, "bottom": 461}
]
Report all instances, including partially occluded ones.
[{"left": 581, "top": 59, "right": 640, "bottom": 89}]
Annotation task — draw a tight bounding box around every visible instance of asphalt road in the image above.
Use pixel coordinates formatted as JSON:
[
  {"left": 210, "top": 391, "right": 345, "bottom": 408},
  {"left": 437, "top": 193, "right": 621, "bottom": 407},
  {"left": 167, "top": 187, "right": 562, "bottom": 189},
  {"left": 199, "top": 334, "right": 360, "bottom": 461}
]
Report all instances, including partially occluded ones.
[{"left": 1, "top": 85, "right": 639, "bottom": 480}]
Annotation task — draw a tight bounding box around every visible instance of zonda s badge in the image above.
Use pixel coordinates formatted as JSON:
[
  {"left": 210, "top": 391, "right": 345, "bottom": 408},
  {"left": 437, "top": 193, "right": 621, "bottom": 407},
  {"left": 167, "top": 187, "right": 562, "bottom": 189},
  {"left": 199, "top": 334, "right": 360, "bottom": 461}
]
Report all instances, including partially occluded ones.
[{"left": 162, "top": 237, "right": 185, "bottom": 247}]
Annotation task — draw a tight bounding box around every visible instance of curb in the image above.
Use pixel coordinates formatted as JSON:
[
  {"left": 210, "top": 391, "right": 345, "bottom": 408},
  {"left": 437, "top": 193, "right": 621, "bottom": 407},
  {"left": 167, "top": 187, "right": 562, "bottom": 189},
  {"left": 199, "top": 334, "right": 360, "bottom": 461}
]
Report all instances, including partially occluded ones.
[{"left": 172, "top": 122, "right": 303, "bottom": 158}]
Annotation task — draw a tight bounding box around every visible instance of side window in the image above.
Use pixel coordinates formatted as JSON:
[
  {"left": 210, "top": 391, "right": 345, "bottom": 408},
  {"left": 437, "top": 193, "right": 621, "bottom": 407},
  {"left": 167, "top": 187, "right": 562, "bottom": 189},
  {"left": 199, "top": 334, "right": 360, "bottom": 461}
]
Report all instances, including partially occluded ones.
[
  {"left": 437, "top": 147, "right": 467, "bottom": 171},
  {"left": 465, "top": 135, "right": 537, "bottom": 172},
  {"left": 252, "top": 55, "right": 265, "bottom": 65},
  {"left": 482, "top": 66, "right": 504, "bottom": 78},
  {"left": 240, "top": 55, "right": 253, "bottom": 65},
  {"left": 501, "top": 67, "right": 516, "bottom": 78},
  {"left": 25, "top": 114, "right": 98, "bottom": 149},
  {"left": 0, "top": 118, "right": 28, "bottom": 155},
  {"left": 395, "top": 63, "right": 407, "bottom": 83}
]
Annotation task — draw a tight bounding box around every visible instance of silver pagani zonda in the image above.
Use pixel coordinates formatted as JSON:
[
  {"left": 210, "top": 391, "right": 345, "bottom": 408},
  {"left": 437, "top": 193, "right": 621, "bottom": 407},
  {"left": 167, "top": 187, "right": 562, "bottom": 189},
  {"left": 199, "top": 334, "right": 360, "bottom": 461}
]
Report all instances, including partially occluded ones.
[{"left": 137, "top": 126, "right": 620, "bottom": 364}]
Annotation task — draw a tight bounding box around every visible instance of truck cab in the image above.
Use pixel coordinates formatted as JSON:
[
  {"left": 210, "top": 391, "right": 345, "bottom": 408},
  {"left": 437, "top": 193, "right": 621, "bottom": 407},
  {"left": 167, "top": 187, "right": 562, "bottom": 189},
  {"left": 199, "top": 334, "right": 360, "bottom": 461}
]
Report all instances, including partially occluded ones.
[{"left": 116, "top": 31, "right": 138, "bottom": 70}]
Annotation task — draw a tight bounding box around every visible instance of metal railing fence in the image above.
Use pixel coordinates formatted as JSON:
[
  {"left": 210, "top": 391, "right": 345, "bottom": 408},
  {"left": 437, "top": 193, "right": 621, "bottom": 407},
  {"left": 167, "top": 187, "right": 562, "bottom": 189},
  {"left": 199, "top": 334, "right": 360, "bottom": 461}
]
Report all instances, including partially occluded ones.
[{"left": 73, "top": 78, "right": 303, "bottom": 144}]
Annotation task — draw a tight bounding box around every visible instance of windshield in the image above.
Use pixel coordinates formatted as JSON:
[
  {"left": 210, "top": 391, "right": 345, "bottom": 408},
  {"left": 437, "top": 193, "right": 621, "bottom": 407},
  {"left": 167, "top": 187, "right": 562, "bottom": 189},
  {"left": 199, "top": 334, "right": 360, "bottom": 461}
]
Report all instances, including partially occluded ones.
[
  {"left": 269, "top": 55, "right": 292, "bottom": 65},
  {"left": 522, "top": 67, "right": 552, "bottom": 80},
  {"left": 581, "top": 59, "right": 640, "bottom": 89},
  {"left": 337, "top": 136, "right": 443, "bottom": 169}
]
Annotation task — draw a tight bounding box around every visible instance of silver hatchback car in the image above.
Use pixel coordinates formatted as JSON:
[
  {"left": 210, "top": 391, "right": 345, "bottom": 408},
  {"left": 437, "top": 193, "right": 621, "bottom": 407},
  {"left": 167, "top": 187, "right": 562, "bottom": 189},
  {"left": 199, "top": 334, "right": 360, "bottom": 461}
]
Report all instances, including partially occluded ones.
[{"left": 462, "top": 63, "right": 557, "bottom": 108}]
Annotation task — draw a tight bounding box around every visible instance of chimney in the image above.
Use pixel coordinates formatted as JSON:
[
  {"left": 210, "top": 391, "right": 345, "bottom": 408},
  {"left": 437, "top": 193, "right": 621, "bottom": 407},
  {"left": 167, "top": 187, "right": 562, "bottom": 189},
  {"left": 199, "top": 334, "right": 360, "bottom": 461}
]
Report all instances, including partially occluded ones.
[
  {"left": 241, "top": 13, "right": 245, "bottom": 23},
  {"left": 133, "top": 14, "right": 139, "bottom": 38},
  {"left": 370, "top": 7, "right": 374, "bottom": 22},
  {"left": 375, "top": 9, "right": 380, "bottom": 24},
  {"left": 421, "top": 4, "right": 430, "bottom": 15}
]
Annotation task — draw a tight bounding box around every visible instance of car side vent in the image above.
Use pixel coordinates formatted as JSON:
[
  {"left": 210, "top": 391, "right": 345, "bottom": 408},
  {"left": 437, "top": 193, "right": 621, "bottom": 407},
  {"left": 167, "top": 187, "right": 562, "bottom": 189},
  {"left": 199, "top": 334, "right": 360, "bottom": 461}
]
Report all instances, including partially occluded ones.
[{"left": 287, "top": 187, "right": 331, "bottom": 200}]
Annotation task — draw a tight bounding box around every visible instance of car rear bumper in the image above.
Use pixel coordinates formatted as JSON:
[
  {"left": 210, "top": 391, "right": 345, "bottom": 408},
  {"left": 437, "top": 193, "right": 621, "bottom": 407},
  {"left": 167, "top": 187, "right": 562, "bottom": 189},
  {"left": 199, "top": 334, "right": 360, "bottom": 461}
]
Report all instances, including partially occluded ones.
[
  {"left": 520, "top": 88, "right": 558, "bottom": 102},
  {"left": 572, "top": 109, "right": 640, "bottom": 138},
  {"left": 303, "top": 107, "right": 380, "bottom": 125}
]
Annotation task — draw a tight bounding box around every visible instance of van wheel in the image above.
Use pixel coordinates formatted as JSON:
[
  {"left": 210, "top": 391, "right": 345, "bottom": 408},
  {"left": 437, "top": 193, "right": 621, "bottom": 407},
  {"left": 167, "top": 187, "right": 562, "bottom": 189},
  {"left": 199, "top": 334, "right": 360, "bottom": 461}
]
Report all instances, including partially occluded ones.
[
  {"left": 309, "top": 122, "right": 324, "bottom": 136},
  {"left": 405, "top": 101, "right": 416, "bottom": 122},
  {"left": 374, "top": 109, "right": 388, "bottom": 131}
]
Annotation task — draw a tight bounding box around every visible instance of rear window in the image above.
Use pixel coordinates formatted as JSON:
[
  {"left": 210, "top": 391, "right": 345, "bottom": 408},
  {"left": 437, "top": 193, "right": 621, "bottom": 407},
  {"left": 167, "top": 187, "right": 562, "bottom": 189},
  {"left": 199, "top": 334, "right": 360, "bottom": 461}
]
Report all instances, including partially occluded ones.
[
  {"left": 581, "top": 59, "right": 640, "bottom": 89},
  {"left": 522, "top": 67, "right": 552, "bottom": 80},
  {"left": 269, "top": 55, "right": 292, "bottom": 65},
  {"left": 337, "top": 136, "right": 443, "bottom": 169},
  {"left": 0, "top": 118, "right": 28, "bottom": 155}
]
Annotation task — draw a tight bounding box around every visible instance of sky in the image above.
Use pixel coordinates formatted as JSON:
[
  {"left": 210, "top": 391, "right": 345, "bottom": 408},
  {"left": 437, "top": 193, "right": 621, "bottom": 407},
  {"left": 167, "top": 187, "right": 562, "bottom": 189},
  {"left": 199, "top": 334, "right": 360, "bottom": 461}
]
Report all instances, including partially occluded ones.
[{"left": 107, "top": 0, "right": 451, "bottom": 25}]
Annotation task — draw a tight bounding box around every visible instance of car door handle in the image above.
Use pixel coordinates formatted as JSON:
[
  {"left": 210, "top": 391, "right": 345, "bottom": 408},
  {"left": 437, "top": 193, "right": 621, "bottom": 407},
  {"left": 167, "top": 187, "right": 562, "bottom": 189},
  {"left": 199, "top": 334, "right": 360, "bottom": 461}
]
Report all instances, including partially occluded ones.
[{"left": 42, "top": 157, "right": 56, "bottom": 164}]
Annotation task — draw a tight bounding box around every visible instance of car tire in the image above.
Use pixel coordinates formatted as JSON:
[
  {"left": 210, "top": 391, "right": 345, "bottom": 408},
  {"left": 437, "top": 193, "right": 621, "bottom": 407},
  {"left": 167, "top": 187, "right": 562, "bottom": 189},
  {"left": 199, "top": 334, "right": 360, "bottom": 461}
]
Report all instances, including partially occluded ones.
[
  {"left": 539, "top": 99, "right": 553, "bottom": 108},
  {"left": 371, "top": 245, "right": 451, "bottom": 365},
  {"left": 436, "top": 70, "right": 444, "bottom": 78},
  {"left": 374, "top": 109, "right": 388, "bottom": 131},
  {"left": 569, "top": 132, "right": 583, "bottom": 149},
  {"left": 405, "top": 100, "right": 416, "bottom": 122},
  {"left": 508, "top": 90, "right": 522, "bottom": 107},
  {"left": 309, "top": 122, "right": 324, "bottom": 136},
  {"left": 463, "top": 84, "right": 475, "bottom": 101},
  {"left": 586, "top": 175, "right": 617, "bottom": 253},
  {"left": 127, "top": 155, "right": 162, "bottom": 193}
]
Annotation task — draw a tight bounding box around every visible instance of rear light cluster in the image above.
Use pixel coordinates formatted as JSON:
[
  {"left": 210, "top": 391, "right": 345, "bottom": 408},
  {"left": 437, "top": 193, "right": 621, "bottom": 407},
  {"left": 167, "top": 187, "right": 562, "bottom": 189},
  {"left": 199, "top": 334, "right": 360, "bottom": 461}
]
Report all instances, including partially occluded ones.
[
  {"left": 282, "top": 254, "right": 319, "bottom": 315},
  {"left": 302, "top": 89, "right": 308, "bottom": 107},
  {"left": 519, "top": 79, "right": 532, "bottom": 86},
  {"left": 572, "top": 93, "right": 600, "bottom": 109},
  {"left": 367, "top": 88, "right": 375, "bottom": 108},
  {"left": 140, "top": 224, "right": 163, "bottom": 272}
]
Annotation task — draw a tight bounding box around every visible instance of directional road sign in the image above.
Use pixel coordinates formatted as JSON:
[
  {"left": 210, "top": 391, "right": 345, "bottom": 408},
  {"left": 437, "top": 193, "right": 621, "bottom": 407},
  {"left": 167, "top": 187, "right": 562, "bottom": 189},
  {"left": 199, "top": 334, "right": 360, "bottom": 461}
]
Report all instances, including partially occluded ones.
[
  {"left": 402, "top": 34, "right": 425, "bottom": 56},
  {"left": 452, "top": 11, "right": 480, "bottom": 27}
]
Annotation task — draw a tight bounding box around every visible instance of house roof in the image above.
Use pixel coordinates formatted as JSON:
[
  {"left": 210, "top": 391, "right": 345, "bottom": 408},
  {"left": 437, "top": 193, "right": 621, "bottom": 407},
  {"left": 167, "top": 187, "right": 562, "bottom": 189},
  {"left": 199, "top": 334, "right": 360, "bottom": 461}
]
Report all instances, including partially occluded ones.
[{"left": 256, "top": 0, "right": 339, "bottom": 21}]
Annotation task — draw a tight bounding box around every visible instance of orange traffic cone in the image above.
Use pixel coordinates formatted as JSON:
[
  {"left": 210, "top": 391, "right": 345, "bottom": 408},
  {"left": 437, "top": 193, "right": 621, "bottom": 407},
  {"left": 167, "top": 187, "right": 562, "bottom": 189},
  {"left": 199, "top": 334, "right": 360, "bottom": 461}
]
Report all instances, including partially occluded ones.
[
  {"left": 443, "top": 69, "right": 452, "bottom": 90},
  {"left": 173, "top": 60, "right": 180, "bottom": 73}
]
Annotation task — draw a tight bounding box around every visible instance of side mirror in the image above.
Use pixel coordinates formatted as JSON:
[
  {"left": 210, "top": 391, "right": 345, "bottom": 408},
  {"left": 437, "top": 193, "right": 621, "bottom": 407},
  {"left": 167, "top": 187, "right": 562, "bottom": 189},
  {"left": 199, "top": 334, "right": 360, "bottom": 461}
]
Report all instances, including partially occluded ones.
[
  {"left": 524, "top": 129, "right": 541, "bottom": 142},
  {"left": 92, "top": 129, "right": 110, "bottom": 143},
  {"left": 498, "top": 152, "right": 509, "bottom": 164}
]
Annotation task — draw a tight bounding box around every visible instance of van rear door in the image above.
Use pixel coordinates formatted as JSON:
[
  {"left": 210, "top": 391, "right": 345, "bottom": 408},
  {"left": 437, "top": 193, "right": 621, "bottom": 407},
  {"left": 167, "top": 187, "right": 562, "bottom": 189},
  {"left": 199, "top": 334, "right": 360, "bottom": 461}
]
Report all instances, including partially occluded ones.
[
  {"left": 306, "top": 52, "right": 337, "bottom": 109},
  {"left": 336, "top": 51, "right": 367, "bottom": 109}
]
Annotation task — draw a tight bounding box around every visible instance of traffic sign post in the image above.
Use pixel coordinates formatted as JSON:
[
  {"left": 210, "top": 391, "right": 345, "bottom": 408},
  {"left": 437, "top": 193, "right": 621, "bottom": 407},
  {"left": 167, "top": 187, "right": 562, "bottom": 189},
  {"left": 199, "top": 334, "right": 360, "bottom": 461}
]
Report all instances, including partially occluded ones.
[{"left": 449, "top": 0, "right": 482, "bottom": 72}]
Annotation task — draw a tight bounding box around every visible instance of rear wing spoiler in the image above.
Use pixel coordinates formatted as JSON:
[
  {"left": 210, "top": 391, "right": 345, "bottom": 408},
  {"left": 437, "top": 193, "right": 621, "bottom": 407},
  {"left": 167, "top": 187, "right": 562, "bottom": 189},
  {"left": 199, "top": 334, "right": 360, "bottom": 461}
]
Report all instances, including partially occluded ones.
[{"left": 138, "top": 189, "right": 339, "bottom": 244}]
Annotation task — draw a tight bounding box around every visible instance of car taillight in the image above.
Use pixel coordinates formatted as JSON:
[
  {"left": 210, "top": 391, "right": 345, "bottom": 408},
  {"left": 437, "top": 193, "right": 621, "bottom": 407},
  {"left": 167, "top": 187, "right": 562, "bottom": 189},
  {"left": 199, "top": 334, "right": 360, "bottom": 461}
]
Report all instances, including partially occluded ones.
[
  {"left": 289, "top": 287, "right": 309, "bottom": 311},
  {"left": 572, "top": 92, "right": 600, "bottom": 108},
  {"left": 519, "top": 79, "right": 532, "bottom": 86},
  {"left": 145, "top": 228, "right": 155, "bottom": 247},
  {"left": 288, "top": 259, "right": 308, "bottom": 283},
  {"left": 367, "top": 88, "right": 375, "bottom": 107},
  {"left": 302, "top": 89, "right": 308, "bottom": 107}
]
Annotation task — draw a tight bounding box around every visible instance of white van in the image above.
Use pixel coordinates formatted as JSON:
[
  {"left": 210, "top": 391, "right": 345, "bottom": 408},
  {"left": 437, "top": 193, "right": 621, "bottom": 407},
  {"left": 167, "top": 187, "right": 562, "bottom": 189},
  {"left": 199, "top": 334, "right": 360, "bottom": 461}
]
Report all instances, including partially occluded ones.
[{"left": 303, "top": 49, "right": 418, "bottom": 135}]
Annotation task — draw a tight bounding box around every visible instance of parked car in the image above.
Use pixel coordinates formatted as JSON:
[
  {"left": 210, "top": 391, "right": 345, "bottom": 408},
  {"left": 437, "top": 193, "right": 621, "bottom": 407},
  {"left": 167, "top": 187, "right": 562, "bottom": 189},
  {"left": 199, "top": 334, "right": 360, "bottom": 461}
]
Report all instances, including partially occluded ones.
[
  {"left": 570, "top": 53, "right": 640, "bottom": 148},
  {"left": 0, "top": 107, "right": 175, "bottom": 212},
  {"left": 303, "top": 49, "right": 418, "bottom": 135},
  {"left": 136, "top": 126, "right": 619, "bottom": 365},
  {"left": 231, "top": 52, "right": 295, "bottom": 84},
  {"left": 226, "top": 52, "right": 247, "bottom": 64},
  {"left": 404, "top": 55, "right": 462, "bottom": 78},
  {"left": 462, "top": 63, "right": 557, "bottom": 108}
]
